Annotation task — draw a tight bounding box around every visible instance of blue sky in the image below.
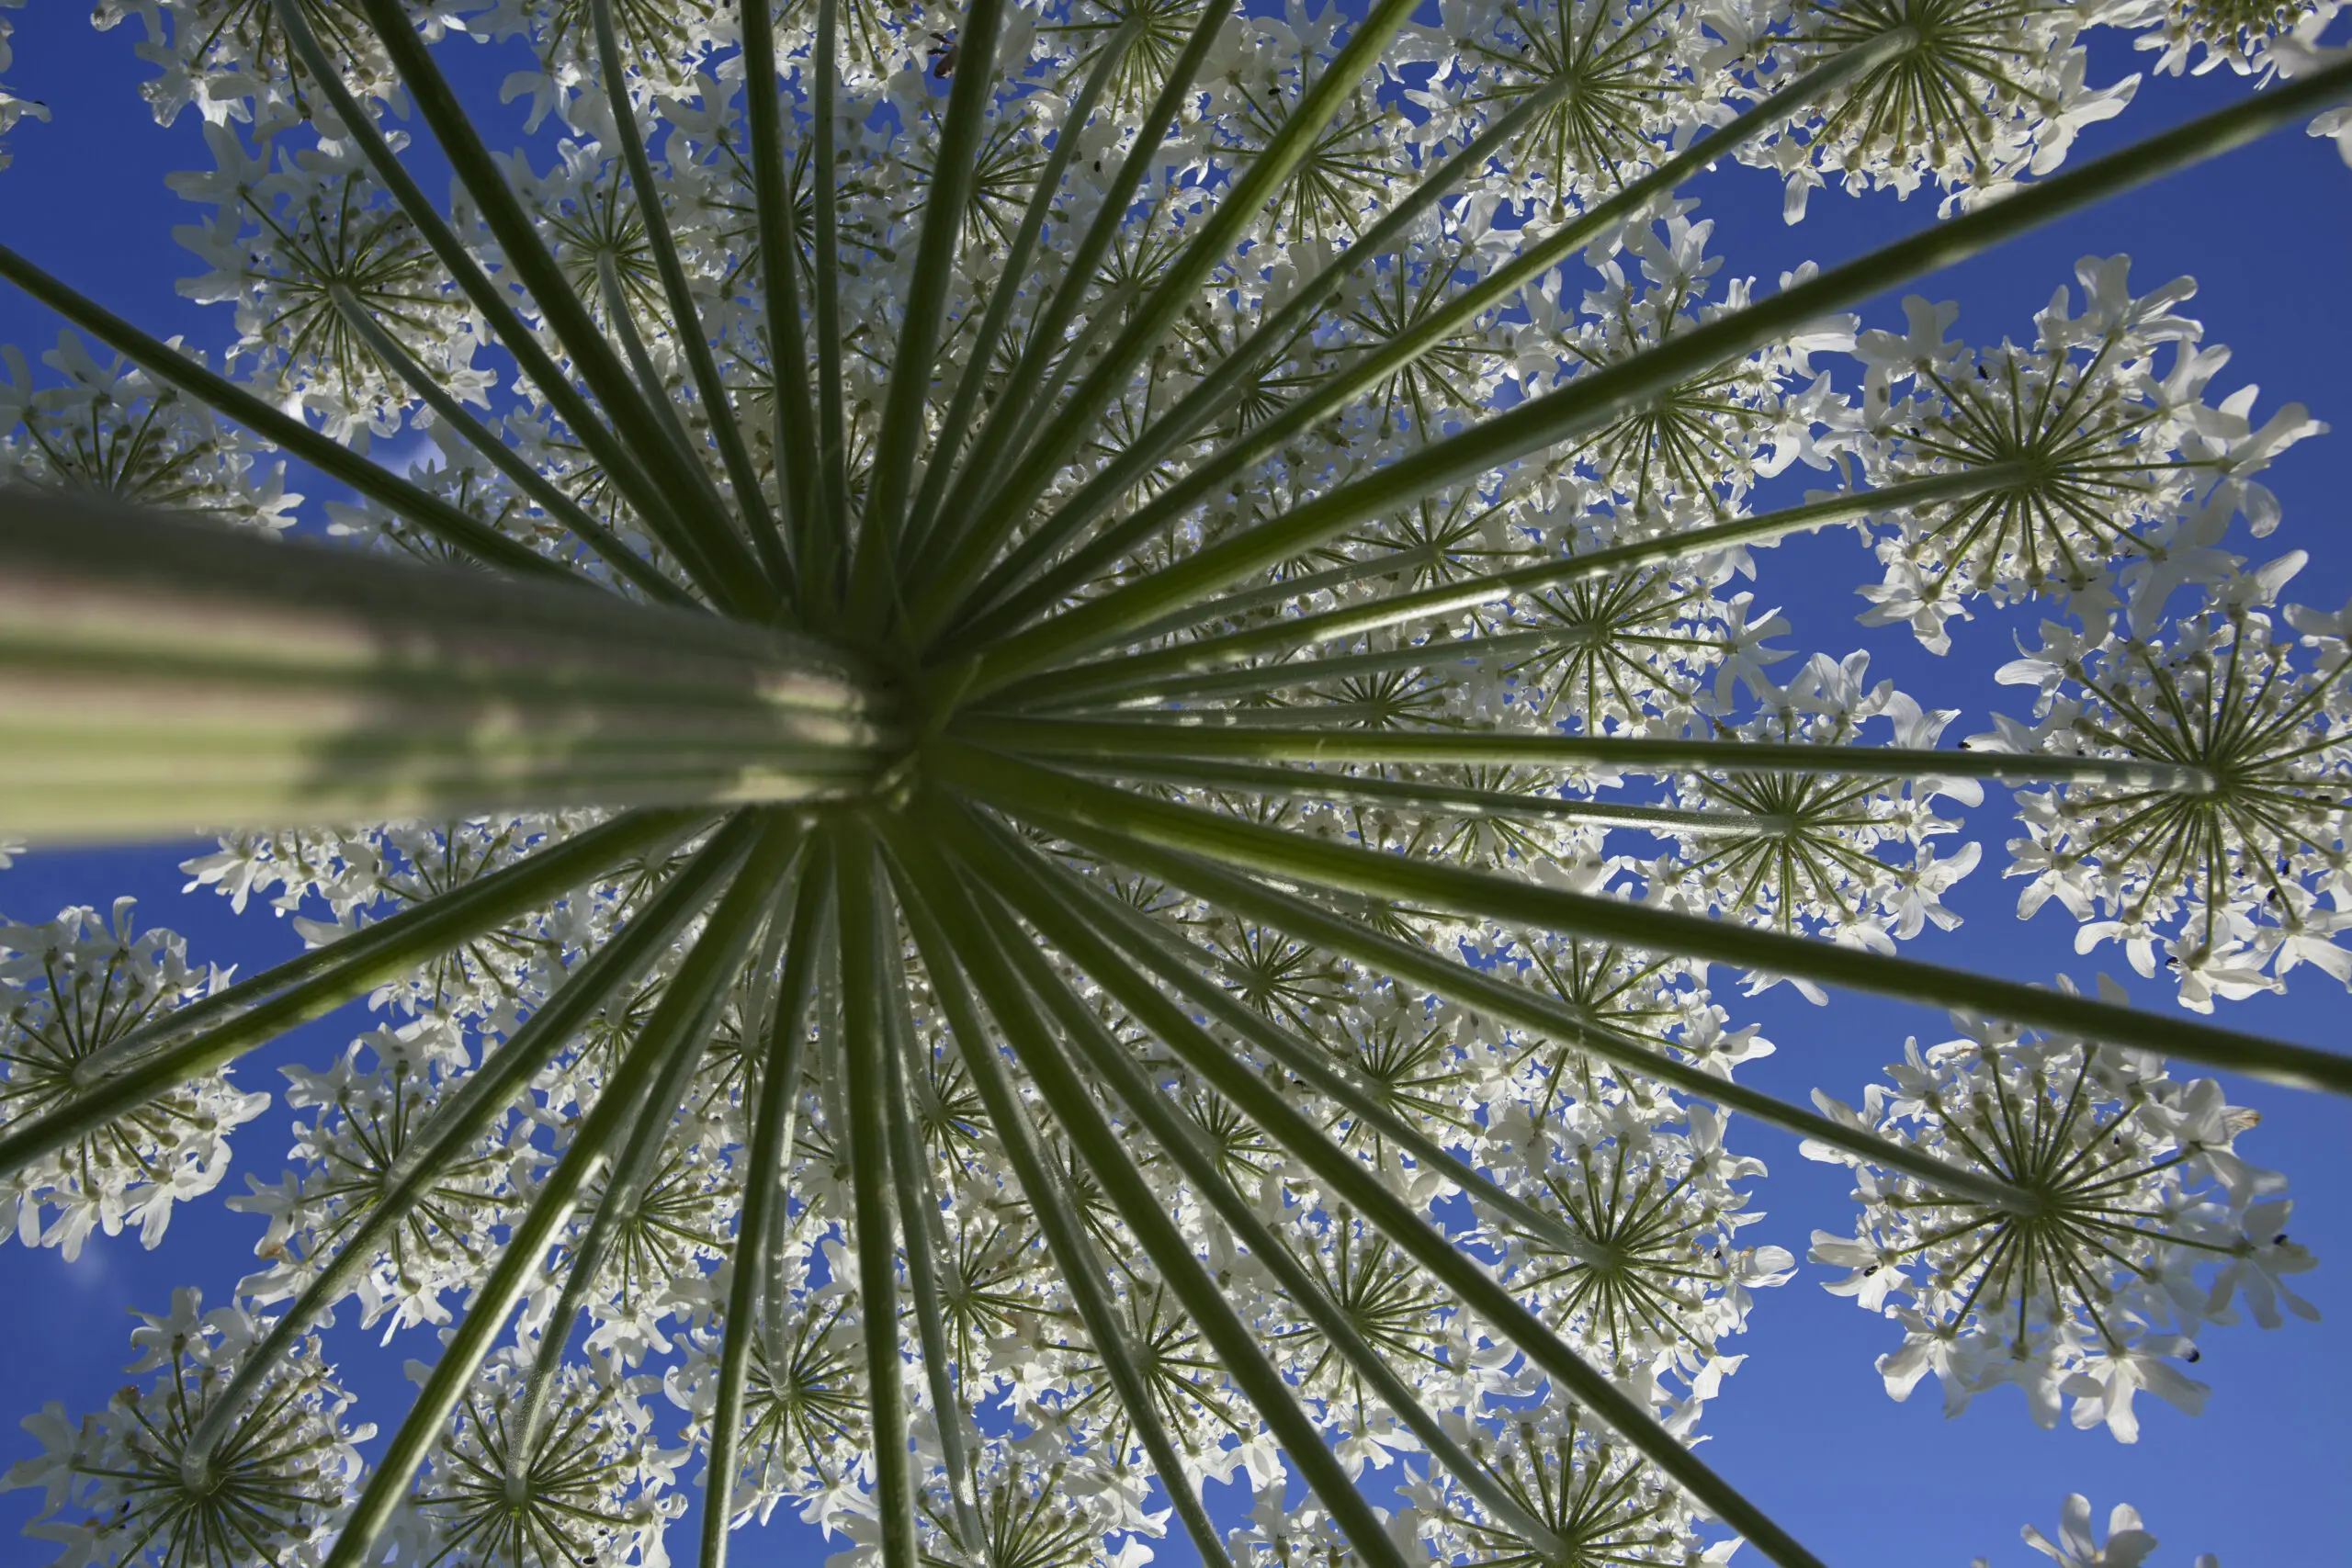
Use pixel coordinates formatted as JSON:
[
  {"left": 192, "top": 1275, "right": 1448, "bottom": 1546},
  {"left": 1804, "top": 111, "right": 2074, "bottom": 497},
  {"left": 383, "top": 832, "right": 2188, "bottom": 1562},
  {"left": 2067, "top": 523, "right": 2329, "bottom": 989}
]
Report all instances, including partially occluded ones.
[{"left": 0, "top": 7, "right": 2347, "bottom": 1566}]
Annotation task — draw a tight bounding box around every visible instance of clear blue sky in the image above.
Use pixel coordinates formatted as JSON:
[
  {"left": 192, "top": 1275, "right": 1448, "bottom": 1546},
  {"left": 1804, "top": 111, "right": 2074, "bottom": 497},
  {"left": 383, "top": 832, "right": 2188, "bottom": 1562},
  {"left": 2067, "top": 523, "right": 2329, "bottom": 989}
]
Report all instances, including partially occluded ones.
[{"left": 0, "top": 8, "right": 2346, "bottom": 1566}]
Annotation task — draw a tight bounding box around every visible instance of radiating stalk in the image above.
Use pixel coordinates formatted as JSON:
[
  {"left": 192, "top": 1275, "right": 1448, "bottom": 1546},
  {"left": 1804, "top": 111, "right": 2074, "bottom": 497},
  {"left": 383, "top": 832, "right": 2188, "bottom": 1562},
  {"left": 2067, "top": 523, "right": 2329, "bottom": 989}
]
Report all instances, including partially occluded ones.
[
  {"left": 848, "top": 0, "right": 1011, "bottom": 616},
  {"left": 956, "top": 68, "right": 1589, "bottom": 620},
  {"left": 178, "top": 812, "right": 764, "bottom": 1488},
  {"left": 739, "top": 0, "right": 824, "bottom": 597},
  {"left": 956, "top": 834, "right": 1590, "bottom": 1553},
  {"left": 326, "top": 286, "right": 695, "bottom": 608},
  {"left": 951, "top": 716, "right": 2218, "bottom": 790},
  {"left": 505, "top": 821, "right": 804, "bottom": 1491},
  {"left": 69, "top": 808, "right": 702, "bottom": 1086},
  {"left": 833, "top": 824, "right": 919, "bottom": 1568},
  {"left": 597, "top": 252, "right": 729, "bottom": 513},
  {"left": 911, "top": 0, "right": 1428, "bottom": 626},
  {"left": 940, "top": 743, "right": 2352, "bottom": 1094},
  {"left": 911, "top": 0, "right": 1238, "bottom": 581},
  {"left": 320, "top": 810, "right": 803, "bottom": 1568},
  {"left": 266, "top": 0, "right": 715, "bottom": 586},
  {"left": 701, "top": 853, "right": 832, "bottom": 1568},
  {"left": 884, "top": 828, "right": 1238, "bottom": 1568},
  {"left": 971, "top": 811, "right": 1690, "bottom": 1249},
  {"left": 0, "top": 492, "right": 901, "bottom": 841},
  {"left": 812, "top": 0, "right": 851, "bottom": 589},
  {"left": 994, "top": 465, "right": 2036, "bottom": 704},
  {"left": 879, "top": 925, "right": 989, "bottom": 1551},
  {"left": 895, "top": 18, "right": 1143, "bottom": 567},
  {"left": 944, "top": 25, "right": 1928, "bottom": 647},
  {"left": 591, "top": 0, "right": 786, "bottom": 593},
  {"left": 925, "top": 851, "right": 1419, "bottom": 1568},
  {"left": 1031, "top": 626, "right": 1566, "bottom": 708},
  {"left": 947, "top": 814, "right": 1827, "bottom": 1568},
  {"left": 347, "top": 0, "right": 782, "bottom": 620},
  {"left": 1034, "top": 754, "right": 1758, "bottom": 832},
  {"left": 0, "top": 247, "right": 581, "bottom": 586}
]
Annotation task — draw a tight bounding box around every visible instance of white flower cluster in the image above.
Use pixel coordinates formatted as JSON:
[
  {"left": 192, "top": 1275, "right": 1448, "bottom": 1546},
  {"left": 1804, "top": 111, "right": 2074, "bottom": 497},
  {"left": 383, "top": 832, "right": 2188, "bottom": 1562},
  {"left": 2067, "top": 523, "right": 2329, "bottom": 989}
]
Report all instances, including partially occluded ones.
[
  {"left": 1979, "top": 572, "right": 2352, "bottom": 1007},
  {"left": 0, "top": 898, "right": 263, "bottom": 1258},
  {"left": 1805, "top": 1009, "right": 2315, "bottom": 1440},
  {"left": 2, "top": 1287, "right": 373, "bottom": 1568}
]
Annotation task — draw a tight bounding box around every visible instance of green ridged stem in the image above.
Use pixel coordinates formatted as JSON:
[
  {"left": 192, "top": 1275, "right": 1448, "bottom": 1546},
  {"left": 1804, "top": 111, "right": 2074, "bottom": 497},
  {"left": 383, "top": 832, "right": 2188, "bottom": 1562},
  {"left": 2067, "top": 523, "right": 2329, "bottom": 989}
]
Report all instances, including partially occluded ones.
[{"left": 319, "top": 810, "right": 801, "bottom": 1568}]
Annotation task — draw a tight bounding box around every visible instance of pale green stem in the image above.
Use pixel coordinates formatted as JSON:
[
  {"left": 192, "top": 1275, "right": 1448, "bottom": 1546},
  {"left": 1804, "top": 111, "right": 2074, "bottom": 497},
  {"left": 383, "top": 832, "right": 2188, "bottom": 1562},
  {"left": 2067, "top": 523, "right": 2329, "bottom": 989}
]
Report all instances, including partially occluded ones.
[
  {"left": 996, "top": 465, "right": 2032, "bottom": 705},
  {"left": 911, "top": 0, "right": 1428, "bottom": 629},
  {"left": 880, "top": 929, "right": 989, "bottom": 1551},
  {"left": 939, "top": 742, "right": 2352, "bottom": 1094},
  {"left": 265, "top": 0, "right": 711, "bottom": 585},
  {"left": 67, "top": 809, "right": 699, "bottom": 1089},
  {"left": 740, "top": 0, "right": 824, "bottom": 594},
  {"left": 1033, "top": 754, "right": 1758, "bottom": 832},
  {"left": 882, "top": 825, "right": 1238, "bottom": 1568},
  {"left": 325, "top": 284, "right": 692, "bottom": 607},
  {"left": 847, "top": 0, "right": 1011, "bottom": 621},
  {"left": 959, "top": 70, "right": 1589, "bottom": 622},
  {"left": 960, "top": 792, "right": 2035, "bottom": 1209},
  {"left": 908, "top": 0, "right": 1239, "bottom": 592},
  {"left": 944, "top": 26, "right": 1926, "bottom": 648},
  {"left": 319, "top": 811, "right": 801, "bottom": 1568},
  {"left": 965, "top": 57, "right": 2352, "bottom": 685},
  {"left": 346, "top": 0, "right": 781, "bottom": 619},
  {"left": 953, "top": 818, "right": 1603, "bottom": 1554},
  {"left": 950, "top": 715, "right": 2217, "bottom": 790},
  {"left": 592, "top": 0, "right": 786, "bottom": 592},
  {"left": 940, "top": 805, "right": 1826, "bottom": 1568},
  {"left": 834, "top": 826, "right": 919, "bottom": 1568},
  {"left": 0, "top": 492, "right": 899, "bottom": 843},
  {"left": 0, "top": 246, "right": 580, "bottom": 586},
  {"left": 174, "top": 813, "right": 761, "bottom": 1489},
  {"left": 597, "top": 251, "right": 728, "bottom": 513},
  {"left": 930, "top": 848, "right": 1420, "bottom": 1568},
  {"left": 812, "top": 0, "right": 851, "bottom": 600},
  {"left": 896, "top": 19, "right": 1145, "bottom": 568},
  {"left": 504, "top": 821, "right": 805, "bottom": 1489},
  {"left": 701, "top": 855, "right": 831, "bottom": 1568}
]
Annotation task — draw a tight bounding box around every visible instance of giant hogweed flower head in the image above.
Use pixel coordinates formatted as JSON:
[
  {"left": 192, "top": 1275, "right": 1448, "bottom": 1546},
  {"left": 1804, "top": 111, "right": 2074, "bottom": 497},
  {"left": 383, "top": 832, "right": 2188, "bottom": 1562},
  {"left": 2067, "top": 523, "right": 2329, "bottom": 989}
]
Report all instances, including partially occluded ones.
[{"left": 0, "top": 2, "right": 2346, "bottom": 1568}]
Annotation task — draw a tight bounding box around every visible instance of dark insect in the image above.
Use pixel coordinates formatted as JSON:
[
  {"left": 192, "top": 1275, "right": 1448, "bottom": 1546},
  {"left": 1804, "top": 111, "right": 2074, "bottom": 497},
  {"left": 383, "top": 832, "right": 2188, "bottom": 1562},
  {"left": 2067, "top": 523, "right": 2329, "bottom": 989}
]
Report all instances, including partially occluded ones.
[{"left": 928, "top": 30, "right": 958, "bottom": 77}]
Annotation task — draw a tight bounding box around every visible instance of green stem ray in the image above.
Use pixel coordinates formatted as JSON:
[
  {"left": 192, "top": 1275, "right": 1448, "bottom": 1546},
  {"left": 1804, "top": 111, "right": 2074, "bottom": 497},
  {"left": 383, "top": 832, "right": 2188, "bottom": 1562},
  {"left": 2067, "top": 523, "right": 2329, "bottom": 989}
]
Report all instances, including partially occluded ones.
[
  {"left": 318, "top": 809, "right": 802, "bottom": 1568},
  {"left": 896, "top": 18, "right": 1143, "bottom": 569},
  {"left": 952, "top": 69, "right": 1592, "bottom": 626},
  {"left": 964, "top": 57, "right": 2352, "bottom": 685},
  {"left": 849, "top": 0, "right": 1011, "bottom": 615},
  {"left": 879, "top": 925, "right": 989, "bottom": 1550},
  {"left": 940, "top": 743, "right": 2352, "bottom": 1093},
  {"left": 0, "top": 246, "right": 580, "bottom": 586},
  {"left": 263, "top": 0, "right": 714, "bottom": 584},
  {"left": 913, "top": 0, "right": 1424, "bottom": 628},
  {"left": 953, "top": 715, "right": 2217, "bottom": 790},
  {"left": 904, "top": 0, "right": 1239, "bottom": 601},
  {"left": 944, "top": 806, "right": 1826, "bottom": 1568},
  {"left": 701, "top": 845, "right": 831, "bottom": 1568},
  {"left": 944, "top": 26, "right": 1925, "bottom": 649},
  {"left": 0, "top": 493, "right": 900, "bottom": 842},
  {"left": 174, "top": 814, "right": 763, "bottom": 1482},
  {"left": 950, "top": 813, "right": 1642, "bottom": 1556},
  {"left": 899, "top": 825, "right": 1398, "bottom": 1568},
  {"left": 345, "top": 0, "right": 782, "bottom": 619},
  {"left": 881, "top": 824, "right": 1239, "bottom": 1568},
  {"left": 1032, "top": 753, "right": 1758, "bottom": 831},
  {"left": 325, "top": 286, "right": 694, "bottom": 607},
  {"left": 993, "top": 465, "right": 2032, "bottom": 705},
  {"left": 833, "top": 824, "right": 919, "bottom": 1568},
  {"left": 812, "top": 0, "right": 851, "bottom": 593},
  {"left": 739, "top": 0, "right": 824, "bottom": 592},
  {"left": 507, "top": 824, "right": 806, "bottom": 1485},
  {"left": 591, "top": 0, "right": 786, "bottom": 590}
]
